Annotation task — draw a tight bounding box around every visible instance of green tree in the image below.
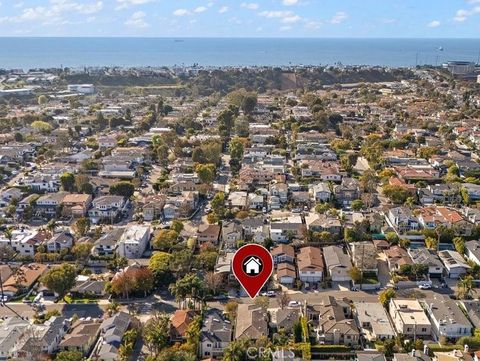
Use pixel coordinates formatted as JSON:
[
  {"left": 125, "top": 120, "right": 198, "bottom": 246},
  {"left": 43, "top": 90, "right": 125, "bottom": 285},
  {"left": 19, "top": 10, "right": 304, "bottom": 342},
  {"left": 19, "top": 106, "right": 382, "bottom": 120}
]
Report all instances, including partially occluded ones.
[
  {"left": 195, "top": 163, "right": 216, "bottom": 184},
  {"left": 425, "top": 236, "right": 438, "bottom": 250},
  {"left": 457, "top": 275, "right": 475, "bottom": 299},
  {"left": 73, "top": 217, "right": 90, "bottom": 237},
  {"left": 60, "top": 172, "right": 75, "bottom": 192},
  {"left": 453, "top": 237, "right": 465, "bottom": 254},
  {"left": 143, "top": 313, "right": 170, "bottom": 357},
  {"left": 168, "top": 273, "right": 204, "bottom": 309},
  {"left": 2, "top": 226, "right": 14, "bottom": 248},
  {"left": 31, "top": 120, "right": 52, "bottom": 134},
  {"left": 71, "top": 242, "right": 92, "bottom": 261},
  {"left": 109, "top": 181, "right": 135, "bottom": 198},
  {"left": 152, "top": 230, "right": 179, "bottom": 252},
  {"left": 351, "top": 199, "right": 364, "bottom": 211},
  {"left": 382, "top": 184, "right": 409, "bottom": 204},
  {"left": 379, "top": 288, "right": 395, "bottom": 309},
  {"left": 348, "top": 266, "right": 362, "bottom": 283},
  {"left": 41, "top": 263, "right": 77, "bottom": 300},
  {"left": 149, "top": 252, "right": 173, "bottom": 287},
  {"left": 223, "top": 339, "right": 250, "bottom": 361},
  {"left": 37, "top": 95, "right": 48, "bottom": 105}
]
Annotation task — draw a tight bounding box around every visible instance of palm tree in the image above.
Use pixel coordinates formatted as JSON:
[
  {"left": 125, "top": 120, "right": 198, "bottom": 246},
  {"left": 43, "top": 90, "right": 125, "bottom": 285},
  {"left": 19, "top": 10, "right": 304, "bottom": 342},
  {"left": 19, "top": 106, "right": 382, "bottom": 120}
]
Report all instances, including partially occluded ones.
[
  {"left": 46, "top": 219, "right": 57, "bottom": 235},
  {"left": 457, "top": 275, "right": 474, "bottom": 299},
  {"left": 3, "top": 227, "right": 14, "bottom": 248},
  {"left": 223, "top": 339, "right": 248, "bottom": 361}
]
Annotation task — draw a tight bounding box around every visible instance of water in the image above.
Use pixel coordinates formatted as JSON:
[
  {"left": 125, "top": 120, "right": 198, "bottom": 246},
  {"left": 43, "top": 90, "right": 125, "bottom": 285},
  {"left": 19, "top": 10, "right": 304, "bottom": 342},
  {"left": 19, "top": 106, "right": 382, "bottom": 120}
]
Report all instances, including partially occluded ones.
[{"left": 0, "top": 37, "right": 479, "bottom": 69}]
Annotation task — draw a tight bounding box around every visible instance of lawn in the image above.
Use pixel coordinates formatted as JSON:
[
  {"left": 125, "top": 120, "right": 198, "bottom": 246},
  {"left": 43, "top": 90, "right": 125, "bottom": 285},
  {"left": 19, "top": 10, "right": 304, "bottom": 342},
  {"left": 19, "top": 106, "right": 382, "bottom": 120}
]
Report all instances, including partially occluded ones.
[{"left": 63, "top": 295, "right": 99, "bottom": 304}]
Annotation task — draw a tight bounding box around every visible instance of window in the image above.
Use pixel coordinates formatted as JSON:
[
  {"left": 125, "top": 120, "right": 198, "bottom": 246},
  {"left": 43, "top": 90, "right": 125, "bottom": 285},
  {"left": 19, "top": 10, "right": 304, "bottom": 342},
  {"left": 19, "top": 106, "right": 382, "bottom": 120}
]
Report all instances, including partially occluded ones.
[{"left": 421, "top": 328, "right": 427, "bottom": 332}]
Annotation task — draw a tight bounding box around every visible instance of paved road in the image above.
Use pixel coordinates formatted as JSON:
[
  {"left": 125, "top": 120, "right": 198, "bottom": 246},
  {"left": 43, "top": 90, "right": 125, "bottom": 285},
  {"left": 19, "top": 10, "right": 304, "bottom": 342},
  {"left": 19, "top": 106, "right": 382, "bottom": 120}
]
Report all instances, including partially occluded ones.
[{"left": 0, "top": 303, "right": 107, "bottom": 319}]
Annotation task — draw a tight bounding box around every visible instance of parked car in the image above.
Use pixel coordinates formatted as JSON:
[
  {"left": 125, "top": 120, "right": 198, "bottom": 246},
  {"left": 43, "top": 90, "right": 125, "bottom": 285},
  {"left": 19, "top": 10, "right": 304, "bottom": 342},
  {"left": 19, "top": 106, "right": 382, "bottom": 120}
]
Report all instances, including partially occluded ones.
[
  {"left": 418, "top": 283, "right": 431, "bottom": 290},
  {"left": 288, "top": 300, "right": 301, "bottom": 307}
]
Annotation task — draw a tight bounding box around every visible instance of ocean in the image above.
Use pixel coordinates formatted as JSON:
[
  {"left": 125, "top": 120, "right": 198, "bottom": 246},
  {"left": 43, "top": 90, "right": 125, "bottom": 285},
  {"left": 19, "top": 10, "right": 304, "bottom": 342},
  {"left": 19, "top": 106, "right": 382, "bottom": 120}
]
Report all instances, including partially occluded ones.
[{"left": 0, "top": 37, "right": 479, "bottom": 69}]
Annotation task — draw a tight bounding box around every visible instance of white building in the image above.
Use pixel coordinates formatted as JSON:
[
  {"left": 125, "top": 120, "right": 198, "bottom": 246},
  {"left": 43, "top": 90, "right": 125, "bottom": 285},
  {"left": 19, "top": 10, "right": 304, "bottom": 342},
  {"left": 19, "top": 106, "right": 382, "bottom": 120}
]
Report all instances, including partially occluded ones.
[
  {"left": 67, "top": 84, "right": 95, "bottom": 94},
  {"left": 438, "top": 250, "right": 471, "bottom": 279},
  {"left": 389, "top": 299, "right": 432, "bottom": 338},
  {"left": 425, "top": 296, "right": 473, "bottom": 342},
  {"left": 354, "top": 302, "right": 395, "bottom": 341},
  {"left": 117, "top": 225, "right": 150, "bottom": 258}
]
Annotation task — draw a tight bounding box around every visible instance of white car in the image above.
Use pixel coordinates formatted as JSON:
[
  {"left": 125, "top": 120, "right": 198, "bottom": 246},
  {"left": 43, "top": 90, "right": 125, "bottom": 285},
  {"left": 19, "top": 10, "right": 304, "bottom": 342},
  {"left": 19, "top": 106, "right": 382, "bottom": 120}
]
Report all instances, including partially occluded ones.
[
  {"left": 418, "top": 283, "right": 431, "bottom": 290},
  {"left": 288, "top": 300, "right": 301, "bottom": 307}
]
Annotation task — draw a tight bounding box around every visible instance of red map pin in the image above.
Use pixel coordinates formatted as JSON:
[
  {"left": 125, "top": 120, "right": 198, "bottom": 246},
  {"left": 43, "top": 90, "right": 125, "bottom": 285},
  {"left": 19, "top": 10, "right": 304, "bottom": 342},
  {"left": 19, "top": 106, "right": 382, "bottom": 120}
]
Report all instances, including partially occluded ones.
[{"left": 232, "top": 244, "right": 273, "bottom": 299}]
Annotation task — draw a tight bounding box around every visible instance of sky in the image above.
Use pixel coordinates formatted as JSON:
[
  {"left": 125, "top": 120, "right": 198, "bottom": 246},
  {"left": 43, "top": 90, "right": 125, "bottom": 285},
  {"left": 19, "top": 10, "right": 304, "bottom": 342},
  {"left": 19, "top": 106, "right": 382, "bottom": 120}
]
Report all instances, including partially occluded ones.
[{"left": 0, "top": 0, "right": 479, "bottom": 38}]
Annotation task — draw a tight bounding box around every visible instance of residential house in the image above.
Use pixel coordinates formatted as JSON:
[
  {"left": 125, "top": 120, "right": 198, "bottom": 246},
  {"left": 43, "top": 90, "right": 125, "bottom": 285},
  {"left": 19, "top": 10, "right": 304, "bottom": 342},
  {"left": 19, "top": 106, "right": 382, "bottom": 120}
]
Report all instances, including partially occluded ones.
[
  {"left": 270, "top": 217, "right": 304, "bottom": 243},
  {"left": 335, "top": 178, "right": 361, "bottom": 207},
  {"left": 35, "top": 192, "right": 68, "bottom": 218},
  {"left": 418, "top": 206, "right": 472, "bottom": 237},
  {"left": 0, "top": 318, "right": 30, "bottom": 360},
  {"left": 438, "top": 250, "right": 471, "bottom": 279},
  {"left": 271, "top": 244, "right": 295, "bottom": 265},
  {"left": 305, "top": 213, "right": 342, "bottom": 237},
  {"left": 433, "top": 349, "right": 473, "bottom": 361},
  {"left": 235, "top": 304, "right": 268, "bottom": 340},
  {"left": 46, "top": 232, "right": 74, "bottom": 253},
  {"left": 357, "top": 352, "right": 387, "bottom": 361},
  {"left": 198, "top": 224, "right": 221, "bottom": 246},
  {"left": 171, "top": 310, "right": 197, "bottom": 342},
  {"left": 142, "top": 195, "right": 166, "bottom": 221},
  {"left": 88, "top": 195, "right": 125, "bottom": 223},
  {"left": 97, "top": 312, "right": 132, "bottom": 361},
  {"left": 61, "top": 194, "right": 93, "bottom": 217},
  {"left": 92, "top": 228, "right": 125, "bottom": 257},
  {"left": 297, "top": 246, "right": 324, "bottom": 284},
  {"left": 460, "top": 300, "right": 480, "bottom": 329},
  {"left": 384, "top": 246, "right": 413, "bottom": 272},
  {"left": 71, "top": 275, "right": 106, "bottom": 298},
  {"left": 1, "top": 263, "right": 48, "bottom": 297},
  {"left": 0, "top": 187, "right": 22, "bottom": 207},
  {"left": 389, "top": 299, "right": 432, "bottom": 338},
  {"left": 387, "top": 207, "right": 419, "bottom": 234},
  {"left": 310, "top": 182, "right": 332, "bottom": 203},
  {"left": 425, "top": 295, "right": 473, "bottom": 342},
  {"left": 354, "top": 302, "right": 395, "bottom": 341},
  {"left": 242, "top": 216, "right": 269, "bottom": 243},
  {"left": 59, "top": 319, "right": 101, "bottom": 356},
  {"left": 307, "top": 296, "right": 360, "bottom": 346},
  {"left": 393, "top": 351, "right": 432, "bottom": 361},
  {"left": 408, "top": 248, "right": 444, "bottom": 278},
  {"left": 277, "top": 262, "right": 296, "bottom": 287},
  {"left": 270, "top": 183, "right": 289, "bottom": 203},
  {"left": 350, "top": 242, "right": 378, "bottom": 275},
  {"left": 117, "top": 225, "right": 150, "bottom": 259},
  {"left": 221, "top": 221, "right": 243, "bottom": 249},
  {"left": 463, "top": 183, "right": 480, "bottom": 201},
  {"left": 269, "top": 308, "right": 300, "bottom": 333},
  {"left": 323, "top": 246, "right": 352, "bottom": 282},
  {"left": 198, "top": 309, "right": 232, "bottom": 360}
]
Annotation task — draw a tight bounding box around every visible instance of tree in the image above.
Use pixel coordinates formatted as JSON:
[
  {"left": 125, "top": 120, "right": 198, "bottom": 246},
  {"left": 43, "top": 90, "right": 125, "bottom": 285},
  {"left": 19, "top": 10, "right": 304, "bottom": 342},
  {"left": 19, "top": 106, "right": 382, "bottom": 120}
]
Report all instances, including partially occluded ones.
[
  {"left": 453, "top": 237, "right": 465, "bottom": 254},
  {"left": 37, "top": 95, "right": 48, "bottom": 106},
  {"left": 109, "top": 181, "right": 135, "bottom": 198},
  {"left": 223, "top": 338, "right": 250, "bottom": 361},
  {"left": 149, "top": 252, "right": 173, "bottom": 286},
  {"left": 385, "top": 232, "right": 399, "bottom": 245},
  {"left": 169, "top": 273, "right": 204, "bottom": 309},
  {"left": 71, "top": 242, "right": 92, "bottom": 261},
  {"left": 457, "top": 275, "right": 475, "bottom": 300},
  {"left": 348, "top": 266, "right": 362, "bottom": 283},
  {"left": 143, "top": 313, "right": 170, "bottom": 357},
  {"left": 224, "top": 300, "right": 238, "bottom": 322},
  {"left": 359, "top": 169, "right": 378, "bottom": 193},
  {"left": 205, "top": 272, "right": 223, "bottom": 295},
  {"left": 75, "top": 174, "right": 94, "bottom": 194},
  {"left": 55, "top": 351, "right": 84, "bottom": 361},
  {"left": 31, "top": 120, "right": 52, "bottom": 134},
  {"left": 195, "top": 163, "right": 216, "bottom": 184},
  {"left": 110, "top": 269, "right": 136, "bottom": 299},
  {"left": 425, "top": 236, "right": 438, "bottom": 250},
  {"left": 60, "top": 172, "right": 75, "bottom": 192},
  {"left": 351, "top": 199, "right": 364, "bottom": 211},
  {"left": 73, "top": 217, "right": 90, "bottom": 237},
  {"left": 2, "top": 226, "right": 14, "bottom": 248},
  {"left": 277, "top": 291, "right": 291, "bottom": 309},
  {"left": 211, "top": 192, "right": 226, "bottom": 218},
  {"left": 152, "top": 230, "right": 179, "bottom": 252},
  {"left": 382, "top": 185, "right": 409, "bottom": 204},
  {"left": 254, "top": 296, "right": 270, "bottom": 310},
  {"left": 41, "top": 263, "right": 77, "bottom": 300},
  {"left": 379, "top": 288, "right": 395, "bottom": 309}
]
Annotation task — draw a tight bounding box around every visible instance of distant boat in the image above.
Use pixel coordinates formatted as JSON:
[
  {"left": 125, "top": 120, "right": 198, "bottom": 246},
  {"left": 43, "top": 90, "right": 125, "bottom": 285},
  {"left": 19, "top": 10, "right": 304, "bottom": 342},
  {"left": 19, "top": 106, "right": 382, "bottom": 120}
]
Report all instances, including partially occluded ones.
[
  {"left": 437, "top": 46, "right": 444, "bottom": 51},
  {"left": 174, "top": 39, "right": 185, "bottom": 43}
]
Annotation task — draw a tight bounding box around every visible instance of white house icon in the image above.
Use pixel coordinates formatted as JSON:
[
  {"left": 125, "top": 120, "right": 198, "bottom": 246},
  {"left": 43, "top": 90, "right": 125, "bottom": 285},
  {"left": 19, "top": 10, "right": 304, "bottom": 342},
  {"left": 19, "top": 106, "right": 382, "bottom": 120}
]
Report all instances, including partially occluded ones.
[{"left": 244, "top": 257, "right": 262, "bottom": 275}]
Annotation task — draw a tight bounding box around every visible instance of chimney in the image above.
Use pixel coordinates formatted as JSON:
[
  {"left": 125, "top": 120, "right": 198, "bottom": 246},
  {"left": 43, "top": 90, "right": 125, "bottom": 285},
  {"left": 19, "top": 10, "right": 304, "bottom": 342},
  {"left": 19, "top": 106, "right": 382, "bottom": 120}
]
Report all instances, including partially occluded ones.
[
  {"left": 424, "top": 344, "right": 429, "bottom": 355},
  {"left": 464, "top": 344, "right": 469, "bottom": 353},
  {"left": 411, "top": 349, "right": 416, "bottom": 357}
]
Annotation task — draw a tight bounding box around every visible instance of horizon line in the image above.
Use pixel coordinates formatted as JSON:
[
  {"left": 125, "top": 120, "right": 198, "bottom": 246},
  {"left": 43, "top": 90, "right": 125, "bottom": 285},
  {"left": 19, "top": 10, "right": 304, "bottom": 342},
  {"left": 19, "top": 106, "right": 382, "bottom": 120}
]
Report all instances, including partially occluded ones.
[{"left": 0, "top": 36, "right": 479, "bottom": 40}]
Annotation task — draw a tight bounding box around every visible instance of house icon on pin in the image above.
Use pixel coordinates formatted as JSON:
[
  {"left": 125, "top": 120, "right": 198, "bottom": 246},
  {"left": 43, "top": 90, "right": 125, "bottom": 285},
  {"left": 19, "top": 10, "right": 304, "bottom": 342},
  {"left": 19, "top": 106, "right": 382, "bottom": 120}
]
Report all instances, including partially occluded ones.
[{"left": 243, "top": 257, "right": 262, "bottom": 275}]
